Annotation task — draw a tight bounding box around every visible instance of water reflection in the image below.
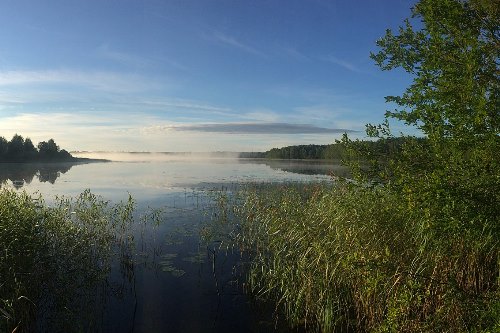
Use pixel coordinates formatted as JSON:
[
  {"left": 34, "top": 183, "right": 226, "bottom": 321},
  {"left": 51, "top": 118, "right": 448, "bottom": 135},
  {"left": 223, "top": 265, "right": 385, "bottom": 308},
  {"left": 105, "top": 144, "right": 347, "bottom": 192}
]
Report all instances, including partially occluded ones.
[
  {"left": 240, "top": 159, "right": 350, "bottom": 178},
  {"left": 0, "top": 158, "right": 340, "bottom": 332},
  {"left": 0, "top": 162, "right": 77, "bottom": 188}
]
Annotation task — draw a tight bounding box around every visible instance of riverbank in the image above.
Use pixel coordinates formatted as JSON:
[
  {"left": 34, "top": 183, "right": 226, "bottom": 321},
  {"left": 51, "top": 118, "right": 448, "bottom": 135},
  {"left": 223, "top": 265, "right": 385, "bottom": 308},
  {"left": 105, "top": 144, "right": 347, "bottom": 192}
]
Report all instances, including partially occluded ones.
[{"left": 209, "top": 182, "right": 499, "bottom": 332}]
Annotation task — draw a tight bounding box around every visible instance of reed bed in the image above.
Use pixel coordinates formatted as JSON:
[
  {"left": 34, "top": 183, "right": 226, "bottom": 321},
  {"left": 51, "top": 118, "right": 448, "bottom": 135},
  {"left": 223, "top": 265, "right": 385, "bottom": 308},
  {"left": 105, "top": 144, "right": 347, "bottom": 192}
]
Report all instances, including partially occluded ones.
[
  {"left": 211, "top": 182, "right": 499, "bottom": 332},
  {"left": 0, "top": 189, "right": 138, "bottom": 332}
]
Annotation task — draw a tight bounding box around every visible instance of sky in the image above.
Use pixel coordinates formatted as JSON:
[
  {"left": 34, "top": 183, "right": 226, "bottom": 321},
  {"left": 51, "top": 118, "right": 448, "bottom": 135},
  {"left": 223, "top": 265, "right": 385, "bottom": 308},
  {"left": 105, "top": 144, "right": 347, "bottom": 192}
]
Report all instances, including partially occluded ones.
[{"left": 0, "top": 0, "right": 418, "bottom": 152}]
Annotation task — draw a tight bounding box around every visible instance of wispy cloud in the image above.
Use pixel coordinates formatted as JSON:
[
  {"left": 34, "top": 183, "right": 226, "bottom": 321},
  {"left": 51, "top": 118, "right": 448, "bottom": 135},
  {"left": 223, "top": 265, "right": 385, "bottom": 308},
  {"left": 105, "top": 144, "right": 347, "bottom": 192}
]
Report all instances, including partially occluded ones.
[
  {"left": 241, "top": 110, "right": 281, "bottom": 122},
  {"left": 0, "top": 112, "right": 158, "bottom": 151},
  {"left": 320, "top": 55, "right": 362, "bottom": 73},
  {"left": 294, "top": 105, "right": 366, "bottom": 131},
  {"left": 0, "top": 69, "right": 165, "bottom": 93},
  {"left": 96, "top": 44, "right": 151, "bottom": 68},
  {"left": 280, "top": 46, "right": 309, "bottom": 61},
  {"left": 211, "top": 31, "right": 267, "bottom": 57},
  {"left": 0, "top": 92, "right": 25, "bottom": 104},
  {"left": 153, "top": 122, "right": 356, "bottom": 134},
  {"left": 0, "top": 112, "right": 358, "bottom": 152},
  {"left": 96, "top": 44, "right": 189, "bottom": 72},
  {"left": 141, "top": 99, "right": 231, "bottom": 113},
  {"left": 295, "top": 105, "right": 351, "bottom": 120}
]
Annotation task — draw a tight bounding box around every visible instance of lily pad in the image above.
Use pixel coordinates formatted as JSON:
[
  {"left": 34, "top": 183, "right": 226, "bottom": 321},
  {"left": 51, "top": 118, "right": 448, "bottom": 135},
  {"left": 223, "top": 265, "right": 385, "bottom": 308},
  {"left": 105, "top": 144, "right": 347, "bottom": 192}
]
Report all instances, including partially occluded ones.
[
  {"left": 161, "top": 253, "right": 178, "bottom": 260},
  {"left": 158, "top": 259, "right": 186, "bottom": 277},
  {"left": 182, "top": 252, "right": 206, "bottom": 264}
]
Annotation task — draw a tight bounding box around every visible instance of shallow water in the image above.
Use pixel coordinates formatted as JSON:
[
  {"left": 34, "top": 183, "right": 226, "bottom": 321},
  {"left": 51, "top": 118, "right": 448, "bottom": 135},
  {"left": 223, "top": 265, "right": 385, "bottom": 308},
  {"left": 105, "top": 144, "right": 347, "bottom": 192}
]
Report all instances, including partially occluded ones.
[{"left": 0, "top": 155, "right": 345, "bottom": 332}]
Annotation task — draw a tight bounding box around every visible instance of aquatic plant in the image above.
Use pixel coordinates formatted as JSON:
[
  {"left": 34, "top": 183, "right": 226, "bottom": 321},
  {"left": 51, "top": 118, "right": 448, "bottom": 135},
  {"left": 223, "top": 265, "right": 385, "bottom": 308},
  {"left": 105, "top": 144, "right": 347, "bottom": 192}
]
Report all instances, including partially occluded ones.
[
  {"left": 0, "top": 189, "right": 140, "bottom": 332},
  {"left": 209, "top": 181, "right": 498, "bottom": 332}
]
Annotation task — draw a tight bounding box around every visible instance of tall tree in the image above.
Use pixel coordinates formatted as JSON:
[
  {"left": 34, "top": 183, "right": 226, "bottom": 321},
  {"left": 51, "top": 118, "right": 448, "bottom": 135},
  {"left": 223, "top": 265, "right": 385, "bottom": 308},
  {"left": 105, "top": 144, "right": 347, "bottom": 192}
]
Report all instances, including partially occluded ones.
[
  {"left": 371, "top": 0, "right": 499, "bottom": 142},
  {"left": 367, "top": 0, "right": 499, "bottom": 233},
  {"left": 7, "top": 134, "right": 25, "bottom": 160},
  {"left": 0, "top": 137, "right": 8, "bottom": 159},
  {"left": 46, "top": 139, "right": 59, "bottom": 154},
  {"left": 38, "top": 139, "right": 59, "bottom": 156}
]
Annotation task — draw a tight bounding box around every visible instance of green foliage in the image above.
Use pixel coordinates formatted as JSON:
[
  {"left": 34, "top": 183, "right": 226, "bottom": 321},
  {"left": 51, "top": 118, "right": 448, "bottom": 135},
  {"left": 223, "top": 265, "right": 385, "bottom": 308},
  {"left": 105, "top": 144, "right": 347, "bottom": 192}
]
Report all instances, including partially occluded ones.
[
  {"left": 6, "top": 134, "right": 26, "bottom": 160},
  {"left": 244, "top": 138, "right": 422, "bottom": 163},
  {"left": 0, "top": 134, "right": 75, "bottom": 162},
  {"left": 0, "top": 189, "right": 138, "bottom": 332},
  {"left": 266, "top": 144, "right": 335, "bottom": 160},
  {"left": 363, "top": 0, "right": 500, "bottom": 238},
  {"left": 263, "top": 142, "right": 358, "bottom": 160},
  {"left": 370, "top": 0, "right": 499, "bottom": 142},
  {"left": 207, "top": 0, "right": 499, "bottom": 331},
  {"left": 212, "top": 183, "right": 498, "bottom": 332},
  {"left": 0, "top": 137, "right": 8, "bottom": 156},
  {"left": 365, "top": 0, "right": 500, "bottom": 239}
]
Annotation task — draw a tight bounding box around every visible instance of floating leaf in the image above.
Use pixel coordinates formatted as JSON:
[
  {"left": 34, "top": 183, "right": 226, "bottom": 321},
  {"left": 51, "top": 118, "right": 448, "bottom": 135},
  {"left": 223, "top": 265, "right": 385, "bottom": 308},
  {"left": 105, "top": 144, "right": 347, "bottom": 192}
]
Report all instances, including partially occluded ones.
[
  {"left": 170, "top": 269, "right": 186, "bottom": 277},
  {"left": 160, "top": 265, "right": 185, "bottom": 277},
  {"left": 182, "top": 252, "right": 206, "bottom": 264},
  {"left": 161, "top": 253, "right": 178, "bottom": 260}
]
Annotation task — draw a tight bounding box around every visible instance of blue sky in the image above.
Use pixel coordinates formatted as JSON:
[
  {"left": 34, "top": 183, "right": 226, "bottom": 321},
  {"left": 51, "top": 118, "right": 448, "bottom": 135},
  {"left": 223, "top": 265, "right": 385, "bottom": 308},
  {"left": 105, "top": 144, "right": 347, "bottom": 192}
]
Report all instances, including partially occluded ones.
[{"left": 0, "top": 0, "right": 417, "bottom": 152}]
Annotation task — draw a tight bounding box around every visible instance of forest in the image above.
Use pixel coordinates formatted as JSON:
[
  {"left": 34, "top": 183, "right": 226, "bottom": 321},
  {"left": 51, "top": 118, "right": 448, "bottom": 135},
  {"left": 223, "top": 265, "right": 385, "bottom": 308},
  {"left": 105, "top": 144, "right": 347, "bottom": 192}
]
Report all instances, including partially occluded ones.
[{"left": 240, "top": 137, "right": 425, "bottom": 162}]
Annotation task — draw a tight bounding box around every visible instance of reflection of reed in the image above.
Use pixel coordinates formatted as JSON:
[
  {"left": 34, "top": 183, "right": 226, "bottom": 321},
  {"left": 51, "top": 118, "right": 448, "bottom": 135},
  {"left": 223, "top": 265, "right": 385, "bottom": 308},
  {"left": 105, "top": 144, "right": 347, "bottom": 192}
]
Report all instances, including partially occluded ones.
[{"left": 0, "top": 162, "right": 76, "bottom": 187}]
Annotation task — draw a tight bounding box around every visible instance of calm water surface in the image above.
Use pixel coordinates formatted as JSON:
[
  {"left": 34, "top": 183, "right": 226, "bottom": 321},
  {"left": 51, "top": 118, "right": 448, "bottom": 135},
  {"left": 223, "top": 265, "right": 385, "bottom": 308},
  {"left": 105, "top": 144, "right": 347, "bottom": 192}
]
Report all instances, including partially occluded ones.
[{"left": 1, "top": 155, "right": 346, "bottom": 332}]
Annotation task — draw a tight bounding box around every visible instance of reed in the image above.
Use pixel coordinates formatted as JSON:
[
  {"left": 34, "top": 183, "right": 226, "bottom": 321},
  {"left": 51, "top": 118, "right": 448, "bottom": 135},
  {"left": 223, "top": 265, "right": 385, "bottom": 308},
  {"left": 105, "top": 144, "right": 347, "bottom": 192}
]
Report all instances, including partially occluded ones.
[
  {"left": 0, "top": 189, "right": 139, "bottom": 332},
  {"left": 211, "top": 182, "right": 499, "bottom": 332}
]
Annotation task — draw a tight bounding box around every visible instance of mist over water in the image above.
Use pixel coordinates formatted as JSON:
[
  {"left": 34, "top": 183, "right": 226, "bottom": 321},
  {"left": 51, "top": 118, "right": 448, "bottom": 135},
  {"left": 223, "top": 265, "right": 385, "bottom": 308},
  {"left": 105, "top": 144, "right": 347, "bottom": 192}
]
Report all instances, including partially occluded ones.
[
  {"left": 1, "top": 153, "right": 342, "bottom": 203},
  {"left": 73, "top": 151, "right": 242, "bottom": 162}
]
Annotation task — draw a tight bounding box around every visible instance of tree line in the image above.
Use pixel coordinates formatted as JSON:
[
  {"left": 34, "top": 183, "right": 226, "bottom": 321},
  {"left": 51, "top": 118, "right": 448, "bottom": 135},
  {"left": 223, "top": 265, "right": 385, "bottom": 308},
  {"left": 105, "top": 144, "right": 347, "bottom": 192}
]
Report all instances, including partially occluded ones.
[
  {"left": 0, "top": 134, "right": 75, "bottom": 162},
  {"left": 241, "top": 137, "right": 425, "bottom": 161}
]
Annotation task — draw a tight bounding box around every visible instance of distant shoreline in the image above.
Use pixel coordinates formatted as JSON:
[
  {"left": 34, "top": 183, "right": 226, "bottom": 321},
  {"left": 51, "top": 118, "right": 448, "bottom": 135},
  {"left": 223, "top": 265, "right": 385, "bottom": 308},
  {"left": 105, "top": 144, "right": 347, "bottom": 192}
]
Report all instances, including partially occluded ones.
[{"left": 0, "top": 157, "right": 111, "bottom": 164}]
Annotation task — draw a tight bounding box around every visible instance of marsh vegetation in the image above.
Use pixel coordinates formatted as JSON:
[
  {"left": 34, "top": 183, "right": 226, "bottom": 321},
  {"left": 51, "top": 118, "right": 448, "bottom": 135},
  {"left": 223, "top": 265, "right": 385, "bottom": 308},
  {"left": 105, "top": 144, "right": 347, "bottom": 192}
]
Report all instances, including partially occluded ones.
[
  {"left": 0, "top": 189, "right": 143, "bottom": 332},
  {"left": 206, "top": 0, "right": 500, "bottom": 331},
  {"left": 1, "top": 158, "right": 332, "bottom": 332},
  {"left": 1, "top": 0, "right": 498, "bottom": 332},
  {"left": 208, "top": 179, "right": 498, "bottom": 332}
]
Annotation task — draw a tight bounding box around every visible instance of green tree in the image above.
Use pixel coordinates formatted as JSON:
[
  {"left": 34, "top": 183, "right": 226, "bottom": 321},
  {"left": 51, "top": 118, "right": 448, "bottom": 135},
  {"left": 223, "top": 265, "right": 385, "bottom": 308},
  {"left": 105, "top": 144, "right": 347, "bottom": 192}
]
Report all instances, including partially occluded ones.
[
  {"left": 38, "top": 138, "right": 59, "bottom": 159},
  {"left": 0, "top": 136, "right": 8, "bottom": 160},
  {"left": 335, "top": 1, "right": 499, "bottom": 329},
  {"left": 23, "top": 138, "right": 37, "bottom": 160},
  {"left": 46, "top": 139, "right": 59, "bottom": 154},
  {"left": 370, "top": 0, "right": 499, "bottom": 142},
  {"left": 365, "top": 0, "right": 499, "bottom": 233},
  {"left": 23, "top": 138, "right": 36, "bottom": 153},
  {"left": 7, "top": 134, "right": 25, "bottom": 160}
]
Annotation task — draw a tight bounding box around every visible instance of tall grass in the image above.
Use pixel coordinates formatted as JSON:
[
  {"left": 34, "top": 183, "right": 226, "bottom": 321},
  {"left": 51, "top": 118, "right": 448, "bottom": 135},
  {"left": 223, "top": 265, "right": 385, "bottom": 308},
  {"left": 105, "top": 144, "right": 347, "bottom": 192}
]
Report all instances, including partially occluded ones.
[
  {"left": 0, "top": 189, "right": 138, "bottom": 332},
  {"left": 211, "top": 182, "right": 499, "bottom": 332}
]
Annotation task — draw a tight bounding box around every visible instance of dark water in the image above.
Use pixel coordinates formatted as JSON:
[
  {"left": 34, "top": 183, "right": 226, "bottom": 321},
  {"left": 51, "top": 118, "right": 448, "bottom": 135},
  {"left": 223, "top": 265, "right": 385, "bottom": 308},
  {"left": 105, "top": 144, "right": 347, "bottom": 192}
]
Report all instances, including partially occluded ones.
[{"left": 1, "top": 155, "right": 345, "bottom": 332}]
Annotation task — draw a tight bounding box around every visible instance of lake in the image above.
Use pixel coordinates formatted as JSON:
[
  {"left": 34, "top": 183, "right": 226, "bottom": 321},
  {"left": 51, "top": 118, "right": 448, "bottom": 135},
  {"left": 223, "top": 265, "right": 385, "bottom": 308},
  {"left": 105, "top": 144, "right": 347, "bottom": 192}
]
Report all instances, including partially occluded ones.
[{"left": 0, "top": 154, "right": 347, "bottom": 332}]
